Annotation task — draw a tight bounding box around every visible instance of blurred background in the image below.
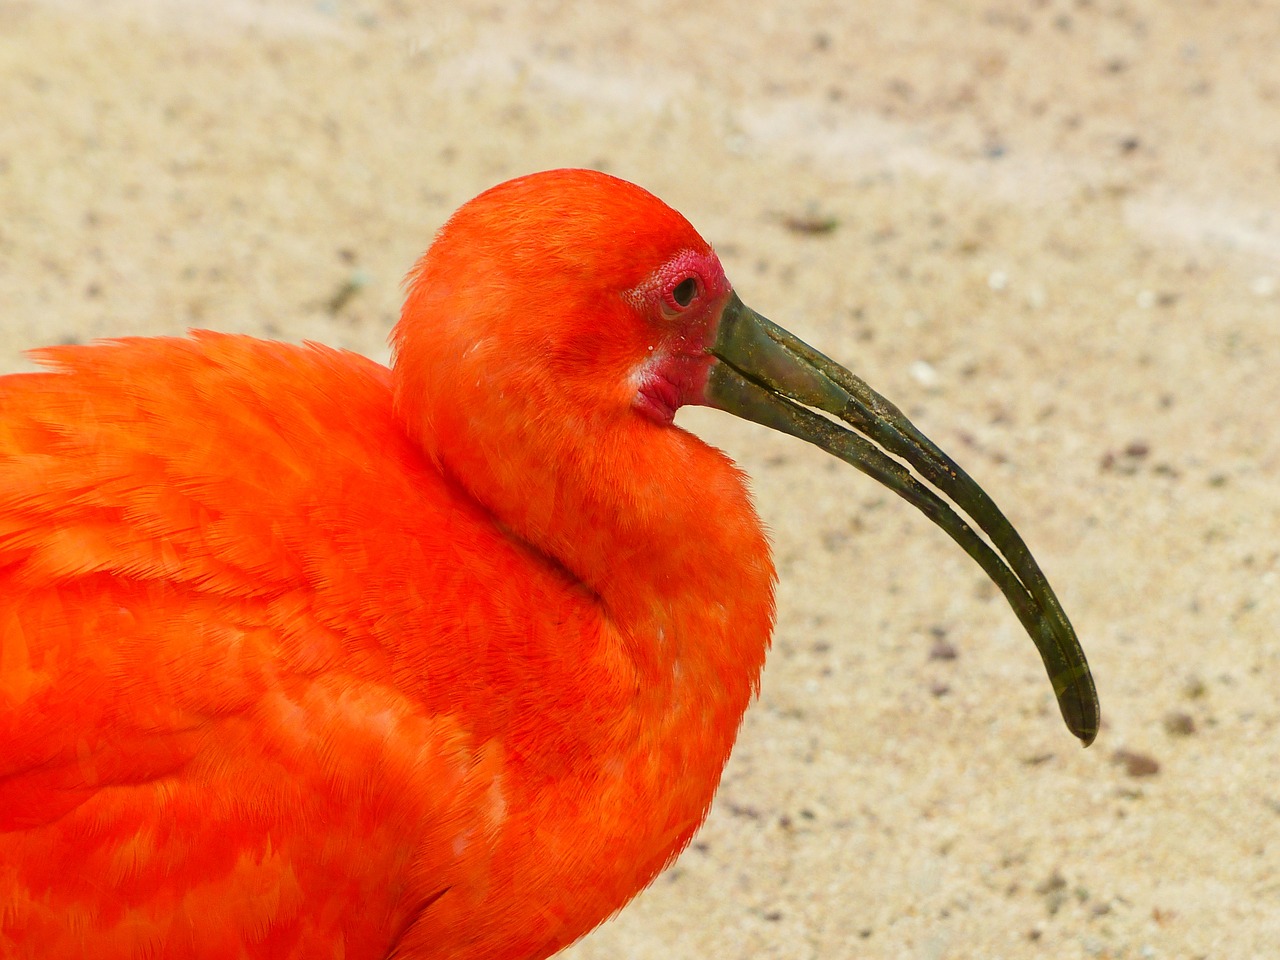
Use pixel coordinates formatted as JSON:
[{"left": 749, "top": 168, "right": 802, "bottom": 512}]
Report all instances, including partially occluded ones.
[{"left": 2, "top": 1, "right": 1278, "bottom": 956}]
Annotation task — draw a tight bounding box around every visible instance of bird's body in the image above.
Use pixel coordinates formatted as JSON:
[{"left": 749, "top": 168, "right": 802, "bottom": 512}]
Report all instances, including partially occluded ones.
[
  {"left": 0, "top": 170, "right": 1096, "bottom": 959},
  {"left": 0, "top": 319, "right": 771, "bottom": 958},
  {"left": 1, "top": 174, "right": 772, "bottom": 959}
]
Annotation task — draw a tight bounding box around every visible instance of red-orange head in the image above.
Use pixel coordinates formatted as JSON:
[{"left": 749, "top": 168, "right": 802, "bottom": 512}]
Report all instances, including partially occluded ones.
[{"left": 394, "top": 169, "right": 732, "bottom": 459}]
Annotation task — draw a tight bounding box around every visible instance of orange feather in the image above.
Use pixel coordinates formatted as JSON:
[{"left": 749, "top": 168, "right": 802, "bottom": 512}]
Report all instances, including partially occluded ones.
[
  {"left": 1, "top": 167, "right": 1098, "bottom": 960},
  {"left": 1, "top": 170, "right": 775, "bottom": 958}
]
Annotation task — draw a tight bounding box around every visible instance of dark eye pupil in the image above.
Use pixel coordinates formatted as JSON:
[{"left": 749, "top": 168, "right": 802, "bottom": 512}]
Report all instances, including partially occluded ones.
[{"left": 672, "top": 277, "right": 697, "bottom": 307}]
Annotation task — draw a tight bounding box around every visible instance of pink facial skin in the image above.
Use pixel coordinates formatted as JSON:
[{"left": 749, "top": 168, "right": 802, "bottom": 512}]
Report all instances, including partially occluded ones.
[{"left": 629, "top": 248, "right": 732, "bottom": 425}]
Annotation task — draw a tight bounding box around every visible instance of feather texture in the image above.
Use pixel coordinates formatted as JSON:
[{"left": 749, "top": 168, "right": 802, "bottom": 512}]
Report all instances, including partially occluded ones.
[{"left": 1, "top": 171, "right": 776, "bottom": 959}]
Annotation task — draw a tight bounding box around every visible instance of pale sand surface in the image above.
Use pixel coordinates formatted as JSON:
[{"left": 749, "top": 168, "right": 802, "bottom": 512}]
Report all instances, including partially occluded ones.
[{"left": 3, "top": 1, "right": 1278, "bottom": 957}]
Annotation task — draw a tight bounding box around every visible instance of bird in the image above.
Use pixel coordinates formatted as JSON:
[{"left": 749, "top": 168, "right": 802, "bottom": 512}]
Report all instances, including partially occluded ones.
[{"left": 0, "top": 168, "right": 1098, "bottom": 959}]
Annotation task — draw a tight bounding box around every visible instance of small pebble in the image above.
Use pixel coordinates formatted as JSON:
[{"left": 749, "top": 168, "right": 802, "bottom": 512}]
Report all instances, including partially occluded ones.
[
  {"left": 781, "top": 213, "right": 839, "bottom": 235},
  {"left": 909, "top": 359, "right": 939, "bottom": 387},
  {"left": 1113, "top": 748, "right": 1160, "bottom": 777},
  {"left": 928, "top": 633, "right": 958, "bottom": 661}
]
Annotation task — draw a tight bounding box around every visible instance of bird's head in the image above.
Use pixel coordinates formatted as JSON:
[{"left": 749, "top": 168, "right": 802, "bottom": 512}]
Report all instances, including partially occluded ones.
[
  {"left": 394, "top": 169, "right": 735, "bottom": 442},
  {"left": 391, "top": 168, "right": 1098, "bottom": 747}
]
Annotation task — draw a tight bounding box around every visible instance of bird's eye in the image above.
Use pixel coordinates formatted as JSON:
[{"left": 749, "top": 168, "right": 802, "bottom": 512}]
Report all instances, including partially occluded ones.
[{"left": 671, "top": 276, "right": 698, "bottom": 308}]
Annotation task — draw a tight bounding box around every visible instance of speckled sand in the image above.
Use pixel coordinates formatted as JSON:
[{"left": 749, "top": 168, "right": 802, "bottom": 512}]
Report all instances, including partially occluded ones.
[{"left": 3, "top": 1, "right": 1278, "bottom": 957}]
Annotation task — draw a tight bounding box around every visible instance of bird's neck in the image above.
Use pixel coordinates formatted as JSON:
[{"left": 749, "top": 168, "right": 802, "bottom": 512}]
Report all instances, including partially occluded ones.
[
  {"left": 575, "top": 423, "right": 775, "bottom": 710},
  {"left": 437, "top": 405, "right": 776, "bottom": 746},
  {"left": 395, "top": 394, "right": 777, "bottom": 952},
  {"left": 483, "top": 415, "right": 777, "bottom": 917},
  {"left": 498, "top": 416, "right": 770, "bottom": 669}
]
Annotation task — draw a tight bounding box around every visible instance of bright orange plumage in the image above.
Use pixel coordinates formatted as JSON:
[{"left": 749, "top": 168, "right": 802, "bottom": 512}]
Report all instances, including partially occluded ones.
[
  {"left": 1, "top": 168, "right": 1098, "bottom": 959},
  {"left": 0, "top": 170, "right": 775, "bottom": 959}
]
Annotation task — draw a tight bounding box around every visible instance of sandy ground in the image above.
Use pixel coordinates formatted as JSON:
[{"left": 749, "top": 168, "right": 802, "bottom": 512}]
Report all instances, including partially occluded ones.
[{"left": 3, "top": 1, "right": 1279, "bottom": 957}]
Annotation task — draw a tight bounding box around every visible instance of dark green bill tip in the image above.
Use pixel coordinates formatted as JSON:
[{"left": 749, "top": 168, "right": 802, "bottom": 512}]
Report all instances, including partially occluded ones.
[{"left": 704, "top": 292, "right": 1100, "bottom": 746}]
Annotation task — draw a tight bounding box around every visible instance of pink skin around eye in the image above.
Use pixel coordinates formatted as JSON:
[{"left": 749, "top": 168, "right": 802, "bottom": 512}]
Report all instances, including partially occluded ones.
[{"left": 630, "top": 249, "right": 731, "bottom": 425}]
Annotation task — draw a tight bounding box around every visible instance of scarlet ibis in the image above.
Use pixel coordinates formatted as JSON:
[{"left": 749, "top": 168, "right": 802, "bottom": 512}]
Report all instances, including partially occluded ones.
[{"left": 0, "top": 169, "right": 1097, "bottom": 959}]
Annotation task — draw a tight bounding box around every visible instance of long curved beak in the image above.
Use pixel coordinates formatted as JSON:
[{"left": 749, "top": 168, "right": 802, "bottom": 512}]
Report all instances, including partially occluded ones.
[{"left": 706, "top": 292, "right": 1099, "bottom": 746}]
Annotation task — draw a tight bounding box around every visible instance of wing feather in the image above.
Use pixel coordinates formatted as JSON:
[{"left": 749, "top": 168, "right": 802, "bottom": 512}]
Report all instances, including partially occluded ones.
[{"left": 0, "top": 334, "right": 575, "bottom": 957}]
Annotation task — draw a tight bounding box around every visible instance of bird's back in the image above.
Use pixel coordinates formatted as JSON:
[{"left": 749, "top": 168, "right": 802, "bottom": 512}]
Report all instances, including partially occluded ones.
[{"left": 0, "top": 333, "right": 610, "bottom": 958}]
